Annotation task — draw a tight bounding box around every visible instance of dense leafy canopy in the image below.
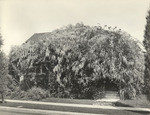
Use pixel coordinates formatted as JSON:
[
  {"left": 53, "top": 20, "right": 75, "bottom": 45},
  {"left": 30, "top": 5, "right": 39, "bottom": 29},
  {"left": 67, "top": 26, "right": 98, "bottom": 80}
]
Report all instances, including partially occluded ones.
[
  {"left": 0, "top": 35, "right": 8, "bottom": 102},
  {"left": 9, "top": 23, "right": 145, "bottom": 99},
  {"left": 143, "top": 9, "right": 150, "bottom": 101}
]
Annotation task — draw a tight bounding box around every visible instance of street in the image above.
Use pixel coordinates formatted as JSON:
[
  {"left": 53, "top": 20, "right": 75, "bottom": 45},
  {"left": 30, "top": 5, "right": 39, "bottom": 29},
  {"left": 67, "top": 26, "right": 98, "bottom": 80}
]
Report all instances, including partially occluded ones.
[{"left": 0, "top": 111, "right": 33, "bottom": 115}]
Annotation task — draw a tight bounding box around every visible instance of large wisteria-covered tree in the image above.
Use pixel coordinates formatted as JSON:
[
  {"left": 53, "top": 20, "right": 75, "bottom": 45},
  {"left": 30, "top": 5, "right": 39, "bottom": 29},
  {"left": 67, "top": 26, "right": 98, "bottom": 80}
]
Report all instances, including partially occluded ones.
[{"left": 9, "top": 23, "right": 145, "bottom": 99}]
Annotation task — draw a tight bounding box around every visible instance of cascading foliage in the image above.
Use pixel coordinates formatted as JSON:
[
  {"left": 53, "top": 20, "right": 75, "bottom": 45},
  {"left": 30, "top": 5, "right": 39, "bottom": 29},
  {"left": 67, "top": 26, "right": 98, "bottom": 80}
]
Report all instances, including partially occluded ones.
[{"left": 9, "top": 23, "right": 145, "bottom": 99}]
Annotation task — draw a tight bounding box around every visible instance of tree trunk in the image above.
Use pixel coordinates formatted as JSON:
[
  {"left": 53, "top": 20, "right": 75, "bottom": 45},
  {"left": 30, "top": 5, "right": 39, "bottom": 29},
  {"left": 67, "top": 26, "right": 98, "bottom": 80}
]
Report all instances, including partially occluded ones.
[
  {"left": 56, "top": 73, "right": 65, "bottom": 88},
  {"left": 1, "top": 92, "right": 5, "bottom": 103}
]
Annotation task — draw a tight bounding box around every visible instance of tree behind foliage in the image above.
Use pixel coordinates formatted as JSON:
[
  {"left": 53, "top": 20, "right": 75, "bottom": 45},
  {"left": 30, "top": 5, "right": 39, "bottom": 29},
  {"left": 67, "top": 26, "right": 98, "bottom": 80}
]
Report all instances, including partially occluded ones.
[
  {"left": 143, "top": 9, "right": 150, "bottom": 101},
  {"left": 9, "top": 23, "right": 145, "bottom": 99},
  {"left": 0, "top": 35, "right": 8, "bottom": 103}
]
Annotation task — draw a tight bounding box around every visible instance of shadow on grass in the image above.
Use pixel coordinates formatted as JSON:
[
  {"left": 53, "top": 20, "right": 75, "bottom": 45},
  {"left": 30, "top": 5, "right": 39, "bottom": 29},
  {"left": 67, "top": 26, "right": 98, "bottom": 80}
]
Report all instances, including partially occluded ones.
[
  {"left": 113, "top": 102, "right": 133, "bottom": 107},
  {"left": 0, "top": 101, "right": 7, "bottom": 104},
  {"left": 114, "top": 102, "right": 150, "bottom": 114},
  {"left": 127, "top": 110, "right": 150, "bottom": 115}
]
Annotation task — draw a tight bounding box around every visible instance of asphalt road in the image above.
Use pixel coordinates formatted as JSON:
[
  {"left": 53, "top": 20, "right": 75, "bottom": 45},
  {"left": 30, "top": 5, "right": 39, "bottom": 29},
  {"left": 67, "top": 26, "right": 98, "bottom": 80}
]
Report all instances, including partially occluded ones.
[{"left": 0, "top": 111, "right": 33, "bottom": 115}]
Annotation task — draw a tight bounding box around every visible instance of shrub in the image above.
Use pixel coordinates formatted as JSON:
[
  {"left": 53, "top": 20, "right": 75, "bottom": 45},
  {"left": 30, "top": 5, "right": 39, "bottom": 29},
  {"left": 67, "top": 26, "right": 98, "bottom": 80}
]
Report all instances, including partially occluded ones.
[
  {"left": 26, "top": 87, "right": 49, "bottom": 100},
  {"left": 93, "top": 87, "right": 106, "bottom": 100},
  {"left": 10, "top": 87, "right": 20, "bottom": 99},
  {"left": 10, "top": 87, "right": 49, "bottom": 100},
  {"left": 5, "top": 74, "right": 19, "bottom": 97}
]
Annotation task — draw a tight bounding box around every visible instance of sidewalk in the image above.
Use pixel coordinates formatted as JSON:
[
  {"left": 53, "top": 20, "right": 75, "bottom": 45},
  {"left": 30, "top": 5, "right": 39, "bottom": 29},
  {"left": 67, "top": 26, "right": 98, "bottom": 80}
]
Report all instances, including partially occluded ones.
[
  {"left": 0, "top": 106, "right": 105, "bottom": 115},
  {"left": 5, "top": 99, "right": 150, "bottom": 112}
]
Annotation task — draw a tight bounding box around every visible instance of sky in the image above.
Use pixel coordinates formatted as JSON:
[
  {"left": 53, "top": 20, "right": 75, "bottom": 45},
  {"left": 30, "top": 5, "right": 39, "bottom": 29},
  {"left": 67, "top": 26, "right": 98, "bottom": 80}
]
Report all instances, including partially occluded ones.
[{"left": 0, "top": 0, "right": 150, "bottom": 55}]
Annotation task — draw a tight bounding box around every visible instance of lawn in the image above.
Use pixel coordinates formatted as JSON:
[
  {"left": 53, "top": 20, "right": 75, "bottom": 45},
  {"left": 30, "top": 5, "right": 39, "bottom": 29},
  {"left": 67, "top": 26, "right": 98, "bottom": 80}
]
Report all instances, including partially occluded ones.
[
  {"left": 37, "top": 94, "right": 150, "bottom": 108},
  {"left": 0, "top": 95, "right": 150, "bottom": 115},
  {"left": 1, "top": 101, "right": 149, "bottom": 115},
  {"left": 114, "top": 95, "right": 150, "bottom": 108},
  {"left": 42, "top": 97, "right": 95, "bottom": 105},
  {"left": 4, "top": 94, "right": 150, "bottom": 108}
]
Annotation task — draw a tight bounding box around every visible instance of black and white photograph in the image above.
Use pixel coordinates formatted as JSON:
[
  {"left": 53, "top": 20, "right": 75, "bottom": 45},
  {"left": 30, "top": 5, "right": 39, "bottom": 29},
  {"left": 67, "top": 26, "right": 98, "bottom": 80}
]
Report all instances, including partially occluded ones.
[{"left": 0, "top": 0, "right": 150, "bottom": 114}]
